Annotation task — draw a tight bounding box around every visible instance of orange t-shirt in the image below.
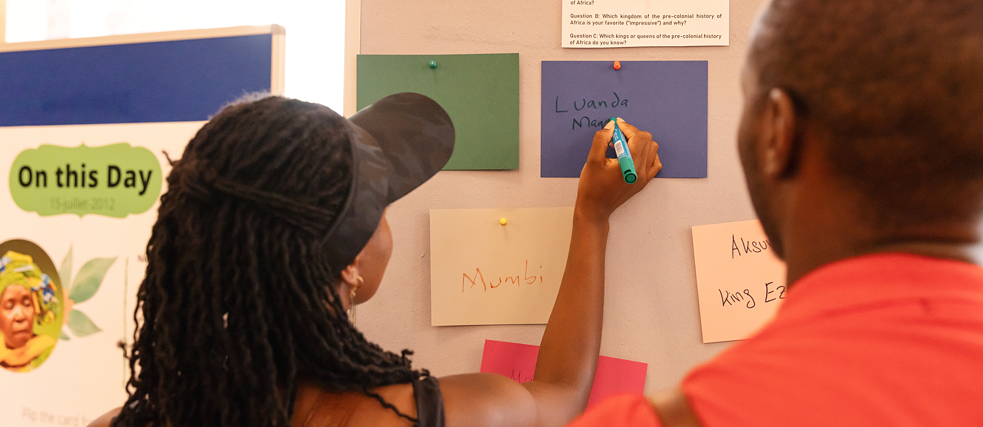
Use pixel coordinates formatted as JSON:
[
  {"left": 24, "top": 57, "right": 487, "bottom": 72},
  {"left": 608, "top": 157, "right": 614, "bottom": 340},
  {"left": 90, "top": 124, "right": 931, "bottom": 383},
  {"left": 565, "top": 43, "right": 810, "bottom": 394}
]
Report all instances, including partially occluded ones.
[{"left": 568, "top": 254, "right": 983, "bottom": 426}]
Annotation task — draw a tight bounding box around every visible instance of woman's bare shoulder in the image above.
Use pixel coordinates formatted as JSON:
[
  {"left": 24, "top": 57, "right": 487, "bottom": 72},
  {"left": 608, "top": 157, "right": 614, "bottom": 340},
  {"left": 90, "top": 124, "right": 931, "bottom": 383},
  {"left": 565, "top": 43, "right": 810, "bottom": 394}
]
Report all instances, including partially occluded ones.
[{"left": 438, "top": 373, "right": 539, "bottom": 427}]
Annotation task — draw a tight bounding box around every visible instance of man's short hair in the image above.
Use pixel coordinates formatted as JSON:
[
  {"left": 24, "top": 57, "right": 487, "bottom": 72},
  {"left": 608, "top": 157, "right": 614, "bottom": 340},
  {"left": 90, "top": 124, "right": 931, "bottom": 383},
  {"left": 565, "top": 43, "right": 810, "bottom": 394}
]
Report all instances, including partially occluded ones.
[{"left": 750, "top": 0, "right": 983, "bottom": 225}]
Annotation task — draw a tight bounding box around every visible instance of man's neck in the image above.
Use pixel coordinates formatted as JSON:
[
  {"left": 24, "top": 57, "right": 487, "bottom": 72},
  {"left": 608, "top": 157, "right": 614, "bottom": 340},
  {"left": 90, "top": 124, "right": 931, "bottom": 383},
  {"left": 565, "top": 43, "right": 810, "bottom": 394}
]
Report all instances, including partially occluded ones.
[{"left": 779, "top": 183, "right": 982, "bottom": 286}]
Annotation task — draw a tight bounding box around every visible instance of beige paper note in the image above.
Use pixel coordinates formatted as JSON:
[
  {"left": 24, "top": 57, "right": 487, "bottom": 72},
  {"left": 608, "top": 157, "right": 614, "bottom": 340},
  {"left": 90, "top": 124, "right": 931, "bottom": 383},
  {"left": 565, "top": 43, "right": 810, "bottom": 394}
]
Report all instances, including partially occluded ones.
[
  {"left": 430, "top": 207, "right": 574, "bottom": 326},
  {"left": 692, "top": 219, "right": 787, "bottom": 343}
]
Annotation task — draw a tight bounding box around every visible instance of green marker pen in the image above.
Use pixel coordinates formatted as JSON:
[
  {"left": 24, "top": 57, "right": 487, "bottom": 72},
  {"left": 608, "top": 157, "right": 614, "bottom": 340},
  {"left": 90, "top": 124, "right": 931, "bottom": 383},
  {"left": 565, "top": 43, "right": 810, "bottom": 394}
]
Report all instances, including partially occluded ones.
[{"left": 609, "top": 117, "right": 637, "bottom": 184}]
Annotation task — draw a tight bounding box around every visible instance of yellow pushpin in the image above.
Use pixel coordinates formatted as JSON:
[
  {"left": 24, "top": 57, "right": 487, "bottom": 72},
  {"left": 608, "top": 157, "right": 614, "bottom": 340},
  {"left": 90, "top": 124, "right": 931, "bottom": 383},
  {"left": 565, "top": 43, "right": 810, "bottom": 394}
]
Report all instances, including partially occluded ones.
[{"left": 499, "top": 218, "right": 508, "bottom": 226}]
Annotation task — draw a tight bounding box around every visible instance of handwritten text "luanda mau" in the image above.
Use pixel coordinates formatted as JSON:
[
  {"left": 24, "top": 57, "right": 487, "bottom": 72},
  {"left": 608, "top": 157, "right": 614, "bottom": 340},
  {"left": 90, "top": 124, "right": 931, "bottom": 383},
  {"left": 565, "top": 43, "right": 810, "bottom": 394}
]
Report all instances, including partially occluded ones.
[{"left": 554, "top": 92, "right": 629, "bottom": 130}]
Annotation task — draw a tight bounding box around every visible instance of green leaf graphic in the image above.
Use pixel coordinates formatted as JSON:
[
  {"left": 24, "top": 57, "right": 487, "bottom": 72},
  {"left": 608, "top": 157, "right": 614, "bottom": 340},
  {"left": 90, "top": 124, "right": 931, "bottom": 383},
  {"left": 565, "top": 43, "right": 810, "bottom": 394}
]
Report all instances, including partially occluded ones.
[
  {"left": 59, "top": 246, "right": 73, "bottom": 295},
  {"left": 70, "top": 257, "right": 117, "bottom": 303},
  {"left": 67, "top": 310, "right": 102, "bottom": 337},
  {"left": 60, "top": 329, "right": 70, "bottom": 341}
]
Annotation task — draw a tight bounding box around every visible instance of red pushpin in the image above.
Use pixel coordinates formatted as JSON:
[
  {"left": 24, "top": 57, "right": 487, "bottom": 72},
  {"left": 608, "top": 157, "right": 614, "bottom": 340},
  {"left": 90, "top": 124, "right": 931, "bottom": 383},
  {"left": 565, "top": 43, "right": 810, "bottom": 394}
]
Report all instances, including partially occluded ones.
[{"left": 613, "top": 60, "right": 622, "bottom": 70}]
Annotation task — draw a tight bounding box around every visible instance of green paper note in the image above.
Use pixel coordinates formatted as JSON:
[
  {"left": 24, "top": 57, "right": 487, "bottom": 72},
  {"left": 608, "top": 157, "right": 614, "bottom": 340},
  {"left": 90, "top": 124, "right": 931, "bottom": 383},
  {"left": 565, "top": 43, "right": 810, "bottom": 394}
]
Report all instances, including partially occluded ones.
[{"left": 357, "top": 53, "right": 520, "bottom": 170}]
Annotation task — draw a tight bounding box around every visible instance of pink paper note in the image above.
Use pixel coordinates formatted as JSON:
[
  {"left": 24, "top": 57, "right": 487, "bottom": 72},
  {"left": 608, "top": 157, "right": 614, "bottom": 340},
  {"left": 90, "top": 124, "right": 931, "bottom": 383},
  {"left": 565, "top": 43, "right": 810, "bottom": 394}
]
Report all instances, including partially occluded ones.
[{"left": 479, "top": 340, "right": 647, "bottom": 408}]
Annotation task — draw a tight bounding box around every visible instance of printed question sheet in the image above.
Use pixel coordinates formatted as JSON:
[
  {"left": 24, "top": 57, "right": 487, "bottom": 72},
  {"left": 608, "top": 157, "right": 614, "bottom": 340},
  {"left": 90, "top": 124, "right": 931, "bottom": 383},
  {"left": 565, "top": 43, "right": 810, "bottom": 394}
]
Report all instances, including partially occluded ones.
[{"left": 562, "top": 0, "right": 729, "bottom": 47}]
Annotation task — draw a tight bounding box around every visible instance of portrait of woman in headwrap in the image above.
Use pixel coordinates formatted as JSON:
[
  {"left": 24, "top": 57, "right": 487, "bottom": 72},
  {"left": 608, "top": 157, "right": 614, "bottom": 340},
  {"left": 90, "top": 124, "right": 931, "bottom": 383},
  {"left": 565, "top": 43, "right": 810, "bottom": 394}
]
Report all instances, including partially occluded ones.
[{"left": 0, "top": 251, "right": 60, "bottom": 372}]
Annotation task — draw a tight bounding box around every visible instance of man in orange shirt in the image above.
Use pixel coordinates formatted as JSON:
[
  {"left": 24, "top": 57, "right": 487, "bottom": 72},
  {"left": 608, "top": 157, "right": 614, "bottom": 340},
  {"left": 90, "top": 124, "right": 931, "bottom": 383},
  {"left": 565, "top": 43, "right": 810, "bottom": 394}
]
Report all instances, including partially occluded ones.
[{"left": 568, "top": 0, "right": 983, "bottom": 425}]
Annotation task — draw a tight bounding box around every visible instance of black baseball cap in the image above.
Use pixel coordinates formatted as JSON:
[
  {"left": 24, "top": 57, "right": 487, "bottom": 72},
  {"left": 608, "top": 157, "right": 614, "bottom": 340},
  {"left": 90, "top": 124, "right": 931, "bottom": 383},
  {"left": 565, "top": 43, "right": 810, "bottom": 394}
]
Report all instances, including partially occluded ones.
[{"left": 323, "top": 92, "right": 454, "bottom": 275}]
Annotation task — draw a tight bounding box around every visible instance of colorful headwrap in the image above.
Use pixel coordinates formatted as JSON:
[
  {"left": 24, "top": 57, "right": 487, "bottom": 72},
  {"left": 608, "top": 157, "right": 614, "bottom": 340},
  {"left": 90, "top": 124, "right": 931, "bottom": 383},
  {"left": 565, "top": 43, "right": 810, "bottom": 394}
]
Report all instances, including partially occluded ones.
[{"left": 0, "top": 251, "right": 59, "bottom": 326}]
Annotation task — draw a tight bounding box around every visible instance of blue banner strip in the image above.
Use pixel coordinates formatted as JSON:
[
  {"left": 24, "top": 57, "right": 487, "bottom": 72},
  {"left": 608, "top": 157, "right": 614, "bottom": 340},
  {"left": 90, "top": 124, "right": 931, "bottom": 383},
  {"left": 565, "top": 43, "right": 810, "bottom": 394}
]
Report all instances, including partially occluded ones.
[{"left": 0, "top": 34, "right": 273, "bottom": 126}]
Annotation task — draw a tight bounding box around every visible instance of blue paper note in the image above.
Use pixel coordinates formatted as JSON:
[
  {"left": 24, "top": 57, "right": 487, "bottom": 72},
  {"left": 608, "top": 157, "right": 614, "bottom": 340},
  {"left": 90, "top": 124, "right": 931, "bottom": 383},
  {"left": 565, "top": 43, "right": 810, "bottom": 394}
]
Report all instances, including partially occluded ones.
[{"left": 540, "top": 61, "right": 708, "bottom": 178}]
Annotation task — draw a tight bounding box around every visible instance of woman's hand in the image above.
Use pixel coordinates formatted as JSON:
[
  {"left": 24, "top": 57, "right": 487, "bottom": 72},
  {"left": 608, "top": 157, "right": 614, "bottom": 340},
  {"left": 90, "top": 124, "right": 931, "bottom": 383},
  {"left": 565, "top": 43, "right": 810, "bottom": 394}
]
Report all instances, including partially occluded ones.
[{"left": 576, "top": 118, "right": 662, "bottom": 223}]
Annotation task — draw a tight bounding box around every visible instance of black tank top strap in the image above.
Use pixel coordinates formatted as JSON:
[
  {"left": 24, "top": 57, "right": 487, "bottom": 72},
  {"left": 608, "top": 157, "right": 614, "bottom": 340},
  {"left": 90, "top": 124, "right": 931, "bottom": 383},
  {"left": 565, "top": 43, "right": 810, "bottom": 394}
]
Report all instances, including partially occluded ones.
[{"left": 411, "top": 376, "right": 446, "bottom": 427}]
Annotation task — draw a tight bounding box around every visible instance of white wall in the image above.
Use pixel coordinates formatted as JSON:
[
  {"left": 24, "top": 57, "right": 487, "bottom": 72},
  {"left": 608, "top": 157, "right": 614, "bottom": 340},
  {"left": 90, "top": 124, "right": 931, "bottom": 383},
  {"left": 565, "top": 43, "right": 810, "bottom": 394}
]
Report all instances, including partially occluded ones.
[{"left": 356, "top": 0, "right": 769, "bottom": 392}]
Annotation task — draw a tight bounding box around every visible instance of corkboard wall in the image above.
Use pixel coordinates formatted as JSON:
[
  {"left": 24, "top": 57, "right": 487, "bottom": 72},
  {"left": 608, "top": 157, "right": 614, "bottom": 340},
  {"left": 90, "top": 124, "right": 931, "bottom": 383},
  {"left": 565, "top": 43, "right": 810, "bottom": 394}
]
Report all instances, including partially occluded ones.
[{"left": 355, "top": 0, "right": 768, "bottom": 393}]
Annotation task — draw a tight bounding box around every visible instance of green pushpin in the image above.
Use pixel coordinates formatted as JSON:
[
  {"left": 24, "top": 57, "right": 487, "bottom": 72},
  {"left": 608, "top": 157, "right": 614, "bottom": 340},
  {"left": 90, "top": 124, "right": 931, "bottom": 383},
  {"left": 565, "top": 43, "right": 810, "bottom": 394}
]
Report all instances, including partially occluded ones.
[{"left": 429, "top": 60, "right": 438, "bottom": 69}]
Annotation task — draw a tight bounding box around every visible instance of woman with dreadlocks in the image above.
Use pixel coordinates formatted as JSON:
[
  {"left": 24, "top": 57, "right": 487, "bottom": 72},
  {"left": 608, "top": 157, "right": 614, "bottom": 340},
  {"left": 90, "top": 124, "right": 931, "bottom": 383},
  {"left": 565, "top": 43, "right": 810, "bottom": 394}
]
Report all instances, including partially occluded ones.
[{"left": 89, "top": 93, "right": 661, "bottom": 427}]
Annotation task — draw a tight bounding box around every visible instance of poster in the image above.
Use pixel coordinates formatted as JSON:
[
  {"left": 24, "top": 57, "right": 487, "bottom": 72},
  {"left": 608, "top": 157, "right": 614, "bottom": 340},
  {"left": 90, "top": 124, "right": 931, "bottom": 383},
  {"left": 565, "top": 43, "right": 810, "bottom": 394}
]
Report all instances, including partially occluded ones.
[
  {"left": 1, "top": 122, "right": 202, "bottom": 425},
  {"left": 0, "top": 27, "right": 282, "bottom": 427}
]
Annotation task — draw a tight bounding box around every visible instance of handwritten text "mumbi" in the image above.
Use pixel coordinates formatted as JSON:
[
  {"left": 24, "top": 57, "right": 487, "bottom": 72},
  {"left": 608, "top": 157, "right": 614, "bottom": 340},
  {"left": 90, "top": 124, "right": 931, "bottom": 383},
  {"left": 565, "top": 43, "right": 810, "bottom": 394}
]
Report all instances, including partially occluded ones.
[{"left": 463, "top": 260, "right": 544, "bottom": 293}]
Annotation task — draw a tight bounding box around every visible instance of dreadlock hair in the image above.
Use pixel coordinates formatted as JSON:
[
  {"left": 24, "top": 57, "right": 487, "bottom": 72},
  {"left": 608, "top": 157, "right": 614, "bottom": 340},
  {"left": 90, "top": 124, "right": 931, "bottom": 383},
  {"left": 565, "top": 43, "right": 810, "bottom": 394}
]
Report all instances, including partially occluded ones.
[{"left": 110, "top": 95, "right": 429, "bottom": 427}]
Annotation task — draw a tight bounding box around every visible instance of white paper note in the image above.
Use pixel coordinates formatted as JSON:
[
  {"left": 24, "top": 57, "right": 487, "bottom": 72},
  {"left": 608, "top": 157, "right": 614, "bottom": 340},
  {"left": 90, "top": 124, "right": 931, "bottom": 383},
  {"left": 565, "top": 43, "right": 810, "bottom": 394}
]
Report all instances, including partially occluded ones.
[{"left": 562, "top": 0, "right": 730, "bottom": 48}]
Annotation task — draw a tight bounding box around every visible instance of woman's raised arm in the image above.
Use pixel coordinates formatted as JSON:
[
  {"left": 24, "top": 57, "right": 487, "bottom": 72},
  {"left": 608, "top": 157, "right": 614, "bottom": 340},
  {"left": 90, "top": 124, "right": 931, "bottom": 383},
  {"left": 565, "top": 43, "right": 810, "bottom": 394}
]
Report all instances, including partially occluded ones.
[{"left": 438, "top": 118, "right": 662, "bottom": 427}]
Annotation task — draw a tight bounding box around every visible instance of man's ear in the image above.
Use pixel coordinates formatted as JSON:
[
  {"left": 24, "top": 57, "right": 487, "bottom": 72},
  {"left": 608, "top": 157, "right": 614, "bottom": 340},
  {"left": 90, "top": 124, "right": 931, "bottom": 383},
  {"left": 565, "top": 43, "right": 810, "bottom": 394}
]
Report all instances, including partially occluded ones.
[{"left": 762, "top": 88, "right": 800, "bottom": 179}]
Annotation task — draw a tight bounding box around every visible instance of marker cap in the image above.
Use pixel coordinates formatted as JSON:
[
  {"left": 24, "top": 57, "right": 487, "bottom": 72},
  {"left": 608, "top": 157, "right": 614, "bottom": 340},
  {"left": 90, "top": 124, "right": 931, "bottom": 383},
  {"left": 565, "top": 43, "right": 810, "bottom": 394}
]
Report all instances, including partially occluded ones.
[{"left": 618, "top": 157, "right": 637, "bottom": 183}]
